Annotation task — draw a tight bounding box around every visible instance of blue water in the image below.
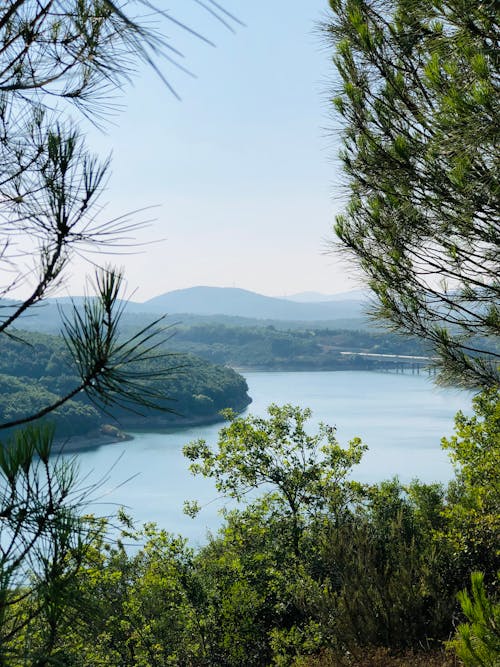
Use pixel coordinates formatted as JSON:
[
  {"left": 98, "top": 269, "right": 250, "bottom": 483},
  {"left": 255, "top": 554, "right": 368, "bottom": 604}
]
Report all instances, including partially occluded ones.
[{"left": 60, "top": 371, "right": 472, "bottom": 545}]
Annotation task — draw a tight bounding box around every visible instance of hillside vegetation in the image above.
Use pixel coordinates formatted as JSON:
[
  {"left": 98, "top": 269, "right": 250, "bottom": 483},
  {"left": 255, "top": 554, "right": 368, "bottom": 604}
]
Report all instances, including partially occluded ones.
[
  {"left": 164, "top": 323, "right": 430, "bottom": 370},
  {"left": 0, "top": 331, "right": 251, "bottom": 439}
]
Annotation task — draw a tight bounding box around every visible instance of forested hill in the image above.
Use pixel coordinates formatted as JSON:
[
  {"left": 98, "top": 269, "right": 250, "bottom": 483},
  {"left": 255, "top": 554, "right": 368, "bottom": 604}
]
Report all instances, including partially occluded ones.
[
  {"left": 157, "top": 323, "right": 431, "bottom": 371},
  {"left": 0, "top": 331, "right": 251, "bottom": 440}
]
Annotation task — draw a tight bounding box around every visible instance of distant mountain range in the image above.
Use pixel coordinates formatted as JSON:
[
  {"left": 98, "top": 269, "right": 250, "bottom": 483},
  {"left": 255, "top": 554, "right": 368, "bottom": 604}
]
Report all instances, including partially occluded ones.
[
  {"left": 136, "top": 287, "right": 368, "bottom": 321},
  {"left": 2, "top": 286, "right": 370, "bottom": 332}
]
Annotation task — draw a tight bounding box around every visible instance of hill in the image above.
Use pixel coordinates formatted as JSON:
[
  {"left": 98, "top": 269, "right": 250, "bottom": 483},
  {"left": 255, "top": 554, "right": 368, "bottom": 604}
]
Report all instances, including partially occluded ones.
[
  {"left": 0, "top": 331, "right": 251, "bottom": 443},
  {"left": 160, "top": 322, "right": 430, "bottom": 371},
  {"left": 140, "top": 286, "right": 367, "bottom": 321},
  {"left": 0, "top": 287, "right": 370, "bottom": 334}
]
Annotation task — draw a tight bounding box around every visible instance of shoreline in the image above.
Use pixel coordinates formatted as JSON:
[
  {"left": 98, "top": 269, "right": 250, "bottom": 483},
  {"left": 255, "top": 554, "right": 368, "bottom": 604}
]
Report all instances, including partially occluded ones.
[
  {"left": 52, "top": 430, "right": 133, "bottom": 455},
  {"left": 50, "top": 406, "right": 251, "bottom": 455}
]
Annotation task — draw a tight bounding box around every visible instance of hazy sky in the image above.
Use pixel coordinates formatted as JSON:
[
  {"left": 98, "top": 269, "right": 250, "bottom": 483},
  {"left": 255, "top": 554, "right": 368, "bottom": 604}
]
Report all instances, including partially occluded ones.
[{"left": 66, "top": 1, "right": 361, "bottom": 302}]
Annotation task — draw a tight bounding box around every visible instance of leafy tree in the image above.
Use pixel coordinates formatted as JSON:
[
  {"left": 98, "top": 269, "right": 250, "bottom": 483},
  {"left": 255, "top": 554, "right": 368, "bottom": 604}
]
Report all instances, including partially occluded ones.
[
  {"left": 325, "top": 0, "right": 499, "bottom": 388},
  {"left": 183, "top": 432, "right": 460, "bottom": 663},
  {"left": 183, "top": 405, "right": 367, "bottom": 663},
  {"left": 184, "top": 403, "right": 366, "bottom": 557},
  {"left": 439, "top": 387, "right": 500, "bottom": 581}
]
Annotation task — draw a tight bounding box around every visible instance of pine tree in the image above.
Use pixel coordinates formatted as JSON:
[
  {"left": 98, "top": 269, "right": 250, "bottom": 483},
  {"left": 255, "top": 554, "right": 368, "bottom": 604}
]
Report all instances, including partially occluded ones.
[{"left": 326, "top": 0, "right": 499, "bottom": 388}]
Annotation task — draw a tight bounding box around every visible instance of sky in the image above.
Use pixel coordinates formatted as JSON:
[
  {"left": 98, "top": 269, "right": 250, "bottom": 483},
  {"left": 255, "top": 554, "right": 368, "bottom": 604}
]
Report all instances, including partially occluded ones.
[{"left": 60, "top": 1, "right": 362, "bottom": 302}]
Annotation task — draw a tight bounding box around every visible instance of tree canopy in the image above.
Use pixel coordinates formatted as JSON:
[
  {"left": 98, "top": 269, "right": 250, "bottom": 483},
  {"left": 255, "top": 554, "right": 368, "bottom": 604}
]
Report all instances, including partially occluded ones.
[{"left": 326, "top": 0, "right": 499, "bottom": 388}]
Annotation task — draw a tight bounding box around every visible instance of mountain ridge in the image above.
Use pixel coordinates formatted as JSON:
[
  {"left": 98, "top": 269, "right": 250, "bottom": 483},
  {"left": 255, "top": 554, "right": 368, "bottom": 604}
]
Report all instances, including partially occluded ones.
[
  {"left": 138, "top": 286, "right": 367, "bottom": 321},
  {"left": 1, "top": 286, "right": 369, "bottom": 330}
]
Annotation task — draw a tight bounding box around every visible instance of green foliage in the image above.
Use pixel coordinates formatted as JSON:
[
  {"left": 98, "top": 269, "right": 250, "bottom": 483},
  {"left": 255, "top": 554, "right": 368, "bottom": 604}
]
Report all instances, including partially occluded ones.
[
  {"left": 6, "top": 520, "right": 203, "bottom": 666},
  {"left": 449, "top": 572, "right": 500, "bottom": 667},
  {"left": 166, "top": 321, "right": 429, "bottom": 371},
  {"left": 184, "top": 404, "right": 366, "bottom": 555},
  {"left": 326, "top": 0, "right": 500, "bottom": 388},
  {"left": 442, "top": 388, "right": 499, "bottom": 495},
  {"left": 439, "top": 388, "right": 500, "bottom": 579},
  {"left": 2, "top": 397, "right": 496, "bottom": 665},
  {"left": 0, "top": 329, "right": 251, "bottom": 438},
  {"left": 316, "top": 481, "right": 454, "bottom": 652},
  {"left": 0, "top": 426, "right": 101, "bottom": 664}
]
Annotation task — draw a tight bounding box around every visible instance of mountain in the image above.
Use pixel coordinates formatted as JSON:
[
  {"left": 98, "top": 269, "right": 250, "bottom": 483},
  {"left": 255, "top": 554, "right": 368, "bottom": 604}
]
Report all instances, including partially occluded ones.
[
  {"left": 139, "top": 286, "right": 367, "bottom": 321},
  {"left": 1, "top": 287, "right": 369, "bottom": 332}
]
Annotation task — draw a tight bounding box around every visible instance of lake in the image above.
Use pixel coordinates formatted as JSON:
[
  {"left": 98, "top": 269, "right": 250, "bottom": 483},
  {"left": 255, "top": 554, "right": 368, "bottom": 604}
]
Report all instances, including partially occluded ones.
[{"left": 60, "top": 370, "right": 472, "bottom": 545}]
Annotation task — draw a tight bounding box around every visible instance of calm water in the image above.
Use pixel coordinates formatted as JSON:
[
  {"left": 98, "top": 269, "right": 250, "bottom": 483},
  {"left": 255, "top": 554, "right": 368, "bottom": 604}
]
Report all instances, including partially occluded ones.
[{"left": 60, "top": 371, "right": 472, "bottom": 545}]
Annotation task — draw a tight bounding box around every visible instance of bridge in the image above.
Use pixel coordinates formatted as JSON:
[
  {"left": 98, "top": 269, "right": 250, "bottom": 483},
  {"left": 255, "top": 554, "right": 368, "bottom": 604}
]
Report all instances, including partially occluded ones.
[{"left": 340, "top": 351, "right": 438, "bottom": 374}]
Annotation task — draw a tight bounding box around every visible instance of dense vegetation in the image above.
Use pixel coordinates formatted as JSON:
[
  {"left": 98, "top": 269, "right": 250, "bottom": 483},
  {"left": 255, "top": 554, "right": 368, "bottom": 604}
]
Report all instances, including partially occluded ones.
[
  {"left": 0, "top": 331, "right": 251, "bottom": 439},
  {"left": 1, "top": 393, "right": 498, "bottom": 664},
  {"left": 12, "top": 311, "right": 434, "bottom": 370},
  {"left": 165, "top": 322, "right": 430, "bottom": 370},
  {"left": 0, "top": 0, "right": 497, "bottom": 664}
]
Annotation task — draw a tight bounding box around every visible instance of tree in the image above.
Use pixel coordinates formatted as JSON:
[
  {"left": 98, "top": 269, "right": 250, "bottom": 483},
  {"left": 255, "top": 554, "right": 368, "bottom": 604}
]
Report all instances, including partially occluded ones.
[
  {"left": 0, "top": 425, "right": 101, "bottom": 663},
  {"left": 0, "top": 1, "right": 241, "bottom": 424},
  {"left": 184, "top": 404, "right": 366, "bottom": 557},
  {"left": 439, "top": 387, "right": 500, "bottom": 580},
  {"left": 325, "top": 0, "right": 499, "bottom": 388},
  {"left": 183, "top": 405, "right": 366, "bottom": 664},
  {"left": 0, "top": 2, "right": 240, "bottom": 660},
  {"left": 449, "top": 571, "right": 500, "bottom": 667}
]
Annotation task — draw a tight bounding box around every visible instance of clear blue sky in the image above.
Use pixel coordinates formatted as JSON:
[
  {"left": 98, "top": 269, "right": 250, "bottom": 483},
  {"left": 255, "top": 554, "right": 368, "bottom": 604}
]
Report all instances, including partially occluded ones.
[{"left": 72, "top": 0, "right": 360, "bottom": 302}]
